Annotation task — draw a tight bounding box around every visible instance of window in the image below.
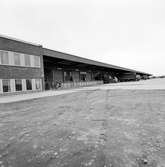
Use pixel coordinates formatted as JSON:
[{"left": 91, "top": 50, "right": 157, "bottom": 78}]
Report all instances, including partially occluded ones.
[
  {"left": 26, "top": 79, "right": 32, "bottom": 90},
  {"left": 0, "top": 51, "right": 9, "bottom": 65},
  {"left": 15, "top": 79, "right": 22, "bottom": 91},
  {"left": 80, "top": 72, "right": 87, "bottom": 81},
  {"left": 0, "top": 79, "right": 2, "bottom": 93},
  {"left": 35, "top": 79, "right": 41, "bottom": 90},
  {"left": 24, "top": 54, "right": 31, "bottom": 66},
  {"left": 34, "top": 56, "right": 40, "bottom": 67},
  {"left": 64, "top": 71, "right": 73, "bottom": 82},
  {"left": 2, "top": 79, "right": 11, "bottom": 92},
  {"left": 14, "top": 53, "right": 21, "bottom": 66}
]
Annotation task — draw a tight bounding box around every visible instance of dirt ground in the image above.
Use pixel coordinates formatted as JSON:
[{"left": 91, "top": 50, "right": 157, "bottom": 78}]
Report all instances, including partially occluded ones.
[{"left": 0, "top": 85, "right": 165, "bottom": 166}]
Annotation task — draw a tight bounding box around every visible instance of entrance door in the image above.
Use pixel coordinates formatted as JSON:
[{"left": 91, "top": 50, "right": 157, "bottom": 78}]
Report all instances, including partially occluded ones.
[
  {"left": 52, "top": 70, "right": 63, "bottom": 88},
  {"left": 44, "top": 68, "right": 53, "bottom": 90}
]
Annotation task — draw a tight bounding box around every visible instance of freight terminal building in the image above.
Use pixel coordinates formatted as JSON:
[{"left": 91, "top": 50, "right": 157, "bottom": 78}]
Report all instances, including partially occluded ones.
[{"left": 0, "top": 35, "right": 151, "bottom": 94}]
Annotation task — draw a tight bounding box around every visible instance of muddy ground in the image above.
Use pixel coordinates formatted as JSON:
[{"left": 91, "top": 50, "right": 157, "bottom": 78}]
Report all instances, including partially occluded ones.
[{"left": 0, "top": 89, "right": 165, "bottom": 167}]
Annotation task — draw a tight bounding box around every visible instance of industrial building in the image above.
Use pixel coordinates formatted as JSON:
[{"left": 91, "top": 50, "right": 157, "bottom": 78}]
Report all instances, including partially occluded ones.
[{"left": 0, "top": 35, "right": 151, "bottom": 95}]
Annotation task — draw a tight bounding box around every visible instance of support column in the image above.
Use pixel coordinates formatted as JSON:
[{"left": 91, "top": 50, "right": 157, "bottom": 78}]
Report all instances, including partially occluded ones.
[{"left": 40, "top": 55, "right": 45, "bottom": 91}]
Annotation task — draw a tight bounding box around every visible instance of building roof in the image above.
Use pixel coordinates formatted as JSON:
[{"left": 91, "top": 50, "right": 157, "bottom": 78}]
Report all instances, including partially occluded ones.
[
  {"left": 0, "top": 34, "right": 41, "bottom": 47},
  {"left": 43, "top": 48, "right": 151, "bottom": 75}
]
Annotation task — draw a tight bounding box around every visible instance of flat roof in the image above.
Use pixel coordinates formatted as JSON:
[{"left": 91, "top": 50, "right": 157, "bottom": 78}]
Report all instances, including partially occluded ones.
[{"left": 43, "top": 48, "right": 151, "bottom": 75}]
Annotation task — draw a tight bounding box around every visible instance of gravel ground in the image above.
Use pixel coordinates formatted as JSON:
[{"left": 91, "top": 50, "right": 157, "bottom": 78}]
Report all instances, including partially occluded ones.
[{"left": 0, "top": 80, "right": 165, "bottom": 167}]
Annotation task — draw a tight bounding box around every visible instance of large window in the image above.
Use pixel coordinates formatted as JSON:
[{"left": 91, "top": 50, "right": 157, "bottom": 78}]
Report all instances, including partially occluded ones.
[
  {"left": 15, "top": 79, "right": 22, "bottom": 91},
  {"left": 26, "top": 79, "right": 32, "bottom": 90},
  {"left": 80, "top": 72, "right": 87, "bottom": 81},
  {"left": 0, "top": 51, "right": 9, "bottom": 65},
  {"left": 24, "top": 54, "right": 31, "bottom": 66},
  {"left": 35, "top": 79, "right": 41, "bottom": 90},
  {"left": 0, "top": 78, "right": 42, "bottom": 93},
  {"left": 14, "top": 53, "right": 21, "bottom": 66},
  {"left": 64, "top": 71, "right": 73, "bottom": 82},
  {"left": 0, "top": 50, "right": 41, "bottom": 68},
  {"left": 2, "top": 79, "right": 11, "bottom": 92},
  {"left": 34, "top": 56, "right": 40, "bottom": 67}
]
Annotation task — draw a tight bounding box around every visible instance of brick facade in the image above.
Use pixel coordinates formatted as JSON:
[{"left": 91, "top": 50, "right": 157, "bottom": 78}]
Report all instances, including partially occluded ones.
[
  {"left": 0, "top": 37, "right": 42, "bottom": 56},
  {"left": 0, "top": 65, "right": 42, "bottom": 79},
  {"left": 0, "top": 36, "right": 44, "bottom": 92}
]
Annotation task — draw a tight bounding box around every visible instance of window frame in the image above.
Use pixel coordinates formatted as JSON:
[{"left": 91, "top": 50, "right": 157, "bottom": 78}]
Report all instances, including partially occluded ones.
[
  {"left": 0, "top": 50, "right": 9, "bottom": 65},
  {"left": 34, "top": 56, "right": 40, "bottom": 67},
  {"left": 0, "top": 50, "right": 41, "bottom": 68},
  {"left": 15, "top": 79, "right": 22, "bottom": 91},
  {"left": 2, "top": 79, "right": 11, "bottom": 93},
  {"left": 0, "top": 79, "right": 3, "bottom": 93},
  {"left": 35, "top": 79, "right": 41, "bottom": 90},
  {"left": 24, "top": 54, "right": 31, "bottom": 67},
  {"left": 14, "top": 52, "right": 21, "bottom": 66},
  {"left": 26, "top": 79, "right": 32, "bottom": 90}
]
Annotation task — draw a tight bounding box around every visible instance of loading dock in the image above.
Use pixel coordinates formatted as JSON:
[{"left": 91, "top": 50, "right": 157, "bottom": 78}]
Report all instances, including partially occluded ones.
[
  {"left": 43, "top": 55, "right": 105, "bottom": 90},
  {"left": 0, "top": 35, "right": 151, "bottom": 95}
]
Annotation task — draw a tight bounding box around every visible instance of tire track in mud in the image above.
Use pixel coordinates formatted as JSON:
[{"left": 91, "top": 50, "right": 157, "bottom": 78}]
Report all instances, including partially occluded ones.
[
  {"left": 43, "top": 90, "right": 110, "bottom": 167},
  {"left": 64, "top": 89, "right": 111, "bottom": 167},
  {"left": 84, "top": 89, "right": 111, "bottom": 166},
  {"left": 87, "top": 89, "right": 109, "bottom": 146}
]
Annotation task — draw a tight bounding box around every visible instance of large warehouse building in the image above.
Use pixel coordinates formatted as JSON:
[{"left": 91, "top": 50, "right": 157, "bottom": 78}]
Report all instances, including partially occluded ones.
[{"left": 0, "top": 35, "right": 151, "bottom": 95}]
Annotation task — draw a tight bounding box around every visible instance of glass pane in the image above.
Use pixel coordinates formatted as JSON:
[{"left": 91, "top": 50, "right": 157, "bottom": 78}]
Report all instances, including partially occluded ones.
[
  {"left": 64, "top": 71, "right": 72, "bottom": 82},
  {"left": 80, "top": 74, "right": 86, "bottom": 81},
  {"left": 34, "top": 56, "right": 40, "bottom": 67},
  {"left": 15, "top": 79, "right": 22, "bottom": 91},
  {"left": 14, "top": 53, "right": 21, "bottom": 66},
  {"left": 26, "top": 79, "right": 32, "bottom": 90},
  {"left": 35, "top": 79, "right": 41, "bottom": 90},
  {"left": 0, "top": 51, "right": 9, "bottom": 65},
  {"left": 0, "top": 51, "right": 2, "bottom": 64},
  {"left": 2, "top": 79, "right": 10, "bottom": 92},
  {"left": 24, "top": 54, "right": 31, "bottom": 66}
]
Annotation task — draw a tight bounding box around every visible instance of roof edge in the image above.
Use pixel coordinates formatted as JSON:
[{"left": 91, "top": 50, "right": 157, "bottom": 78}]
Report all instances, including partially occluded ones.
[
  {"left": 0, "top": 34, "right": 42, "bottom": 47},
  {"left": 43, "top": 47, "right": 152, "bottom": 76}
]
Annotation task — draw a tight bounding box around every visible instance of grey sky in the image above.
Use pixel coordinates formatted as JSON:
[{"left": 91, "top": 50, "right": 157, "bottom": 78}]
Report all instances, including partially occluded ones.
[{"left": 1, "top": 0, "right": 165, "bottom": 75}]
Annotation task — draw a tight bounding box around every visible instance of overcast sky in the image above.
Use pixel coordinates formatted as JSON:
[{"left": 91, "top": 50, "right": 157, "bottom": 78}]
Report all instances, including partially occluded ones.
[{"left": 0, "top": 0, "right": 165, "bottom": 75}]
